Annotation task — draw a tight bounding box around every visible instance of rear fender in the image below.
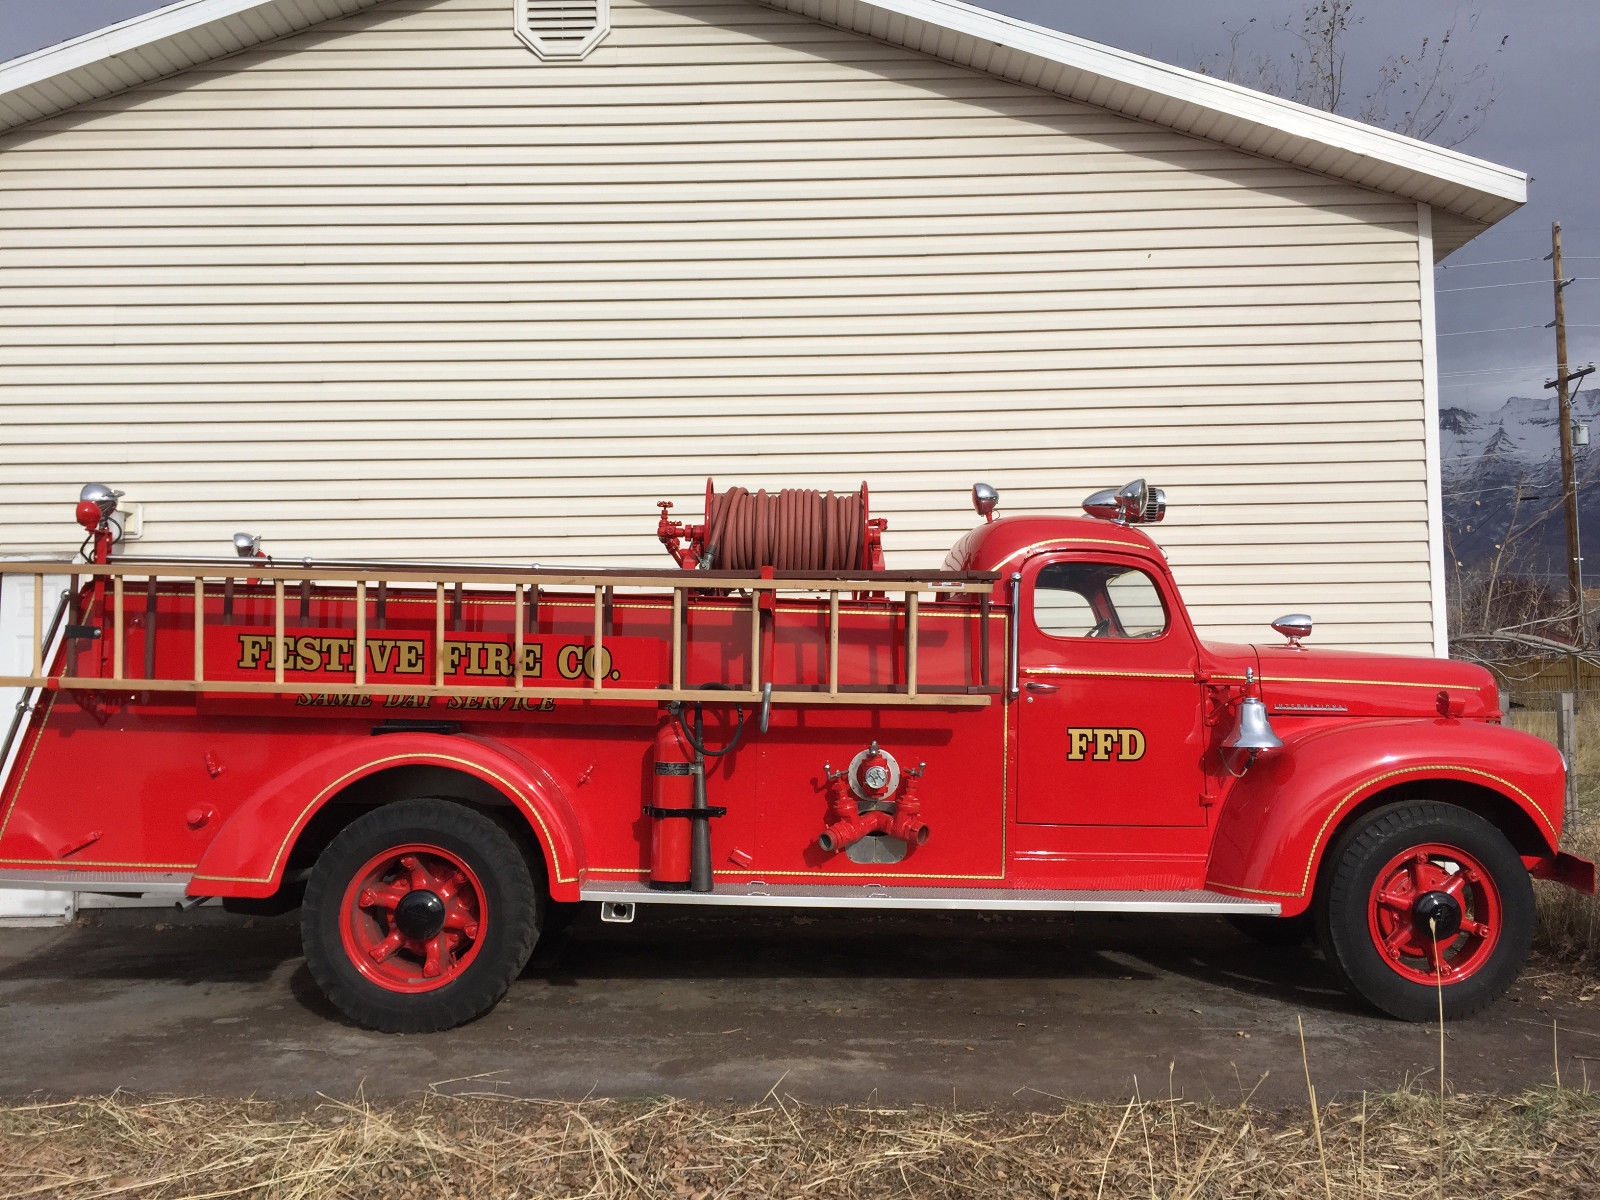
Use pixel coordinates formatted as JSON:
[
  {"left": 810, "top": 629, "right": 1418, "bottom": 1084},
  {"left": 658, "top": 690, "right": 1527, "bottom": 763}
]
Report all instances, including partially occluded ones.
[
  {"left": 1206, "top": 719, "right": 1563, "bottom": 916},
  {"left": 190, "top": 733, "right": 584, "bottom": 900}
]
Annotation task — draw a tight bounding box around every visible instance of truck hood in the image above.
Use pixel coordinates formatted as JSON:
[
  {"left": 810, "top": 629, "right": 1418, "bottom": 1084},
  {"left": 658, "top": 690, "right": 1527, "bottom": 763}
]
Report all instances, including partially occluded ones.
[{"left": 1202, "top": 643, "right": 1500, "bottom": 721}]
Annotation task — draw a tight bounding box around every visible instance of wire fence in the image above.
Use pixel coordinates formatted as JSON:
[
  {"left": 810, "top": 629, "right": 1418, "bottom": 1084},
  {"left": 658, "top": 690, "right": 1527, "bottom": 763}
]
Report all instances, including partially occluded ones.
[{"left": 1500, "top": 683, "right": 1600, "bottom": 842}]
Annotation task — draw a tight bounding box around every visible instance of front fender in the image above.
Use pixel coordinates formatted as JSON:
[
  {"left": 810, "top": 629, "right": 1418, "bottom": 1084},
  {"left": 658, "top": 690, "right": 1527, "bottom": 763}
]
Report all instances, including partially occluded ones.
[
  {"left": 1206, "top": 719, "right": 1563, "bottom": 915},
  {"left": 190, "top": 733, "right": 585, "bottom": 900}
]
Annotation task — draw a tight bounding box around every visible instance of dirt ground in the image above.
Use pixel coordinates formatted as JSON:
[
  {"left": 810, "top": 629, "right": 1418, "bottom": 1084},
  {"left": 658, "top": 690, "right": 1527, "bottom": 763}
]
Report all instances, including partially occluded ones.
[{"left": 0, "top": 906, "right": 1595, "bottom": 1108}]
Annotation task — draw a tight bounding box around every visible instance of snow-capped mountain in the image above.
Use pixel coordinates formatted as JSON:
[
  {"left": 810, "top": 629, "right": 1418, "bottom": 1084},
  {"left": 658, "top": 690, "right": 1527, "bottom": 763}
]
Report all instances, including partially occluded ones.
[{"left": 1441, "top": 389, "right": 1600, "bottom": 582}]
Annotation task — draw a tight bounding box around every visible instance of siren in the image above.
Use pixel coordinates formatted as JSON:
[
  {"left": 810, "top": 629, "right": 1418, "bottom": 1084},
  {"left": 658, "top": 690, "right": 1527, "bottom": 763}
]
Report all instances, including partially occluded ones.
[{"left": 1082, "top": 479, "right": 1166, "bottom": 525}]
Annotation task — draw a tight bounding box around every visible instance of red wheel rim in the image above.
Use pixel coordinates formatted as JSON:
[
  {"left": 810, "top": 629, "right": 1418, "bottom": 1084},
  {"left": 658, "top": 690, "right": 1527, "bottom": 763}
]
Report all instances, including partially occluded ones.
[
  {"left": 338, "top": 843, "right": 487, "bottom": 994},
  {"left": 1366, "top": 842, "right": 1502, "bottom": 985}
]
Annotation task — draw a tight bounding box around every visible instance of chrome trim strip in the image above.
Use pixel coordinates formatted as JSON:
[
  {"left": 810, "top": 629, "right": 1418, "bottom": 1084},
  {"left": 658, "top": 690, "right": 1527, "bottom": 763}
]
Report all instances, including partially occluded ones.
[
  {"left": 1007, "top": 571, "right": 1022, "bottom": 700},
  {"left": 0, "top": 870, "right": 191, "bottom": 897},
  {"left": 581, "top": 881, "right": 1279, "bottom": 915}
]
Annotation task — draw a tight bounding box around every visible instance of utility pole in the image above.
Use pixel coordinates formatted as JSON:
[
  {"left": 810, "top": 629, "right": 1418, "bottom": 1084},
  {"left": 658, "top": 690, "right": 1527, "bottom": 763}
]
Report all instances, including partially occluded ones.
[{"left": 1547, "top": 222, "right": 1584, "bottom": 653}]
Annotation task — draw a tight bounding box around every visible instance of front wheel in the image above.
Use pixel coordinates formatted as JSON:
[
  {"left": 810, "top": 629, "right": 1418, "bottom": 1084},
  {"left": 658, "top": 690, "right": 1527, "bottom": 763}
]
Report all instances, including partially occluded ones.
[
  {"left": 1318, "top": 801, "right": 1533, "bottom": 1021},
  {"left": 301, "top": 798, "right": 540, "bottom": 1032}
]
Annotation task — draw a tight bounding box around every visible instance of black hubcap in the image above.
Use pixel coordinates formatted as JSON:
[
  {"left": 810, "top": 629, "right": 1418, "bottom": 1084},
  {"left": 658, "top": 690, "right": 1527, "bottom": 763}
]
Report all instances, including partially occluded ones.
[
  {"left": 394, "top": 889, "right": 447, "bottom": 940},
  {"left": 1412, "top": 890, "right": 1463, "bottom": 941}
]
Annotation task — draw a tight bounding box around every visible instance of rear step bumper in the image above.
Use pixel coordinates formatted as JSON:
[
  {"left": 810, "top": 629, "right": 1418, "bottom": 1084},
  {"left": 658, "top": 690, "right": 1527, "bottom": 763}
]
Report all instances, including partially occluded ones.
[{"left": 581, "top": 881, "right": 1280, "bottom": 915}]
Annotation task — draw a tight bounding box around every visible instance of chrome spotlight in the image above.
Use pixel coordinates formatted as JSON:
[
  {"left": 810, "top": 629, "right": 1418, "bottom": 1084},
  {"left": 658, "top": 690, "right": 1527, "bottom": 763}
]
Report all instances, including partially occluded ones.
[
  {"left": 971, "top": 482, "right": 999, "bottom": 522},
  {"left": 78, "top": 482, "right": 122, "bottom": 522},
  {"left": 1271, "top": 614, "right": 1313, "bottom": 649}
]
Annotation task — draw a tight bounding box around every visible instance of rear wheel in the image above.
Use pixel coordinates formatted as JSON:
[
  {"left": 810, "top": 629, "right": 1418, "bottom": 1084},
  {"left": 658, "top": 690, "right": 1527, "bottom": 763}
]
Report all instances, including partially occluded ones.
[
  {"left": 1318, "top": 801, "right": 1533, "bottom": 1021},
  {"left": 301, "top": 798, "right": 540, "bottom": 1032}
]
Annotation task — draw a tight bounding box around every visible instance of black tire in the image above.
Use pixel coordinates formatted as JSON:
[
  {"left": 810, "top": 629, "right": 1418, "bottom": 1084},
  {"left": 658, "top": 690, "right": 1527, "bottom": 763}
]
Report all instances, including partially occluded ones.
[
  {"left": 1228, "top": 911, "right": 1314, "bottom": 947},
  {"left": 301, "top": 798, "right": 541, "bottom": 1033},
  {"left": 1317, "top": 801, "right": 1533, "bottom": 1021}
]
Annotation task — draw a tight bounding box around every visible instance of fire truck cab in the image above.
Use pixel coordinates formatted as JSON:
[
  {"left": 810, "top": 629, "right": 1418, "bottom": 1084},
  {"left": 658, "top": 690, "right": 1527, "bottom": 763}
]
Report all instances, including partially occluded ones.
[{"left": 0, "top": 480, "right": 1591, "bottom": 1032}]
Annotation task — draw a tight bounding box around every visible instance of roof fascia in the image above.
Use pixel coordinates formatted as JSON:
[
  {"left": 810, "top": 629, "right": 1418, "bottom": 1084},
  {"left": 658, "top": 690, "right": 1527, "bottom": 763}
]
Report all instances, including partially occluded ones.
[
  {"left": 0, "top": 0, "right": 282, "bottom": 94},
  {"left": 814, "top": 0, "right": 1527, "bottom": 213}
]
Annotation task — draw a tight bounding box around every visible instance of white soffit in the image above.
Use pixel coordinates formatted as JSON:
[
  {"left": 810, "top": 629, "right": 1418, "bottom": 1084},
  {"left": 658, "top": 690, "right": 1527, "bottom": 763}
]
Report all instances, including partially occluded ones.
[
  {"left": 758, "top": 0, "right": 1528, "bottom": 254},
  {"left": 0, "top": 0, "right": 1528, "bottom": 253},
  {"left": 0, "top": 0, "right": 382, "bottom": 132}
]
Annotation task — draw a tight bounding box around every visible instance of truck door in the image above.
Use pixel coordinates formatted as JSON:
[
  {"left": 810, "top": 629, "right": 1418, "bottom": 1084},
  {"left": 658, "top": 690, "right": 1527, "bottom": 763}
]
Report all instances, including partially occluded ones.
[{"left": 1016, "top": 552, "right": 1208, "bottom": 827}]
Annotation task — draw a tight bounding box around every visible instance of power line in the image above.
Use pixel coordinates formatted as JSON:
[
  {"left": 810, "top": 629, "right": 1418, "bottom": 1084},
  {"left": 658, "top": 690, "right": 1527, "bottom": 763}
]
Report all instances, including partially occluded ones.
[
  {"left": 1439, "top": 363, "right": 1560, "bottom": 378},
  {"left": 1438, "top": 278, "right": 1600, "bottom": 294},
  {"left": 1437, "top": 325, "right": 1547, "bottom": 337},
  {"left": 1438, "top": 255, "right": 1600, "bottom": 271},
  {"left": 1437, "top": 256, "right": 1543, "bottom": 270}
]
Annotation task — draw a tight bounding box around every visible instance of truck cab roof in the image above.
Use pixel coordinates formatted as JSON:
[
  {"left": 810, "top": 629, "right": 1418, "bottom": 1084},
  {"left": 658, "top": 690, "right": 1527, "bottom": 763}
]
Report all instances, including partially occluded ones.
[{"left": 943, "top": 515, "right": 1163, "bottom": 575}]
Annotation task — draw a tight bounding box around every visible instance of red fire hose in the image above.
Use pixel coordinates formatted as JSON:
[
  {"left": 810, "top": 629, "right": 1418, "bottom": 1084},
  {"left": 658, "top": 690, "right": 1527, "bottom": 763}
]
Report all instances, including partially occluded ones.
[{"left": 657, "top": 481, "right": 886, "bottom": 572}]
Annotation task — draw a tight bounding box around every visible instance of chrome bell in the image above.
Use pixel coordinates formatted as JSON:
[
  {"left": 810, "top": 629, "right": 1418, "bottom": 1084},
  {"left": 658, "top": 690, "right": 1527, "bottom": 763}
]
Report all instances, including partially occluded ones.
[
  {"left": 1223, "top": 669, "right": 1282, "bottom": 752},
  {"left": 233, "top": 532, "right": 263, "bottom": 558}
]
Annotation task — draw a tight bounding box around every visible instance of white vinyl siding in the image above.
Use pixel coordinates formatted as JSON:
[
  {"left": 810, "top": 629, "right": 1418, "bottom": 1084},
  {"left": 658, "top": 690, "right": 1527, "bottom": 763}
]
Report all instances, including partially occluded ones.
[{"left": 0, "top": 0, "right": 1433, "bottom": 652}]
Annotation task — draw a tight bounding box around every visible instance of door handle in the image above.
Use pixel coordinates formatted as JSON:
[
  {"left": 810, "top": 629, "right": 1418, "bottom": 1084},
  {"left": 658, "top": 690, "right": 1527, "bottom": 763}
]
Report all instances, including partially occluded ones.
[{"left": 1025, "top": 681, "right": 1059, "bottom": 693}]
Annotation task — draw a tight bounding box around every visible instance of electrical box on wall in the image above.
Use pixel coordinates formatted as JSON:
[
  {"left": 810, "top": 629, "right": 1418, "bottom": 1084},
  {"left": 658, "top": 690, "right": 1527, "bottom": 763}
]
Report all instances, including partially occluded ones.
[{"left": 118, "top": 502, "right": 144, "bottom": 542}]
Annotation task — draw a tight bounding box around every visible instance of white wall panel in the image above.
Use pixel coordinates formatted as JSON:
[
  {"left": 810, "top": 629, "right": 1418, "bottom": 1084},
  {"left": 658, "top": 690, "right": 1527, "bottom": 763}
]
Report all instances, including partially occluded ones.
[{"left": 0, "top": 0, "right": 1434, "bottom": 651}]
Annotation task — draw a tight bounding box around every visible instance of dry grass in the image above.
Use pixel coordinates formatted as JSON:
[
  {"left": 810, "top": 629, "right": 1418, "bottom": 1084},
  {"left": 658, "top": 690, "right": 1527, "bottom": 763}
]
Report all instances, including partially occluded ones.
[
  {"left": 0, "top": 1084, "right": 1596, "bottom": 1200},
  {"left": 1504, "top": 703, "right": 1600, "bottom": 973},
  {"left": 1535, "top": 811, "right": 1600, "bottom": 974}
]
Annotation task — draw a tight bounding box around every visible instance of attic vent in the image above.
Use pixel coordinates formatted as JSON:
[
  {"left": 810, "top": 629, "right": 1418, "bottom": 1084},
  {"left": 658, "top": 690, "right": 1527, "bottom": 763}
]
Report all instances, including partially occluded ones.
[{"left": 515, "top": 0, "right": 609, "bottom": 62}]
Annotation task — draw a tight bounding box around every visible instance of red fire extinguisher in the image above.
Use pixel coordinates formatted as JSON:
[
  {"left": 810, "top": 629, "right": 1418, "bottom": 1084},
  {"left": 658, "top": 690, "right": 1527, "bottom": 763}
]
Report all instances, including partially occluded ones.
[{"left": 648, "top": 715, "right": 697, "bottom": 891}]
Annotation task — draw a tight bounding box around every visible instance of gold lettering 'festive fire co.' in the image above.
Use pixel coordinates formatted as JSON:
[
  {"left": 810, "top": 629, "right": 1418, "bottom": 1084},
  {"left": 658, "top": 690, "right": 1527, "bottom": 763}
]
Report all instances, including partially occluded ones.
[
  {"left": 1064, "top": 727, "right": 1146, "bottom": 762},
  {"left": 235, "top": 634, "right": 615, "bottom": 680}
]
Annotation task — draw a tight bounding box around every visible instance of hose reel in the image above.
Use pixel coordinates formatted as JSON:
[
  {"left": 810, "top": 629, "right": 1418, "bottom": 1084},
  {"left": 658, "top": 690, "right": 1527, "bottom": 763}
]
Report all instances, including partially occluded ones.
[{"left": 657, "top": 479, "right": 887, "bottom": 572}]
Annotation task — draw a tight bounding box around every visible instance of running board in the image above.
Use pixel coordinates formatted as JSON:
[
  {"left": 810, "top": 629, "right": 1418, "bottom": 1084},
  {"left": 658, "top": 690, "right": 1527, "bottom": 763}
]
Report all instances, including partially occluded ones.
[
  {"left": 0, "top": 870, "right": 192, "bottom": 898},
  {"left": 581, "top": 881, "right": 1279, "bottom": 915}
]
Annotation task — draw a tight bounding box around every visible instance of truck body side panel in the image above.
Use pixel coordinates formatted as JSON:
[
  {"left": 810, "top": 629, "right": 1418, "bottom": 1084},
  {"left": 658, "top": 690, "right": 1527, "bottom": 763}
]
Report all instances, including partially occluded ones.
[{"left": 0, "top": 582, "right": 1019, "bottom": 896}]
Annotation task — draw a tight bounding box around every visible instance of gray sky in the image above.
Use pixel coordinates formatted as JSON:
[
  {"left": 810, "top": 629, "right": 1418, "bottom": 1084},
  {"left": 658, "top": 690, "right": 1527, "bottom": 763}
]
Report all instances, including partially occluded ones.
[{"left": 2, "top": 0, "right": 1596, "bottom": 412}]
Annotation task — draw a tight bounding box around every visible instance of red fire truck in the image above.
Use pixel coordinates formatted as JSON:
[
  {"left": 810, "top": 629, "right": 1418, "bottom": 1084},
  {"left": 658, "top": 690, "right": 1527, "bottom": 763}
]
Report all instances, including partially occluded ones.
[{"left": 0, "top": 480, "right": 1591, "bottom": 1032}]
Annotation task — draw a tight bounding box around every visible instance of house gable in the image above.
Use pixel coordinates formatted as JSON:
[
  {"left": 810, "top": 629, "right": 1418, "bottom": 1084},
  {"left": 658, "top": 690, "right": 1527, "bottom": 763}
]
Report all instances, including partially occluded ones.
[
  {"left": 0, "top": 0, "right": 1524, "bottom": 255},
  {"left": 0, "top": 0, "right": 1446, "bottom": 652}
]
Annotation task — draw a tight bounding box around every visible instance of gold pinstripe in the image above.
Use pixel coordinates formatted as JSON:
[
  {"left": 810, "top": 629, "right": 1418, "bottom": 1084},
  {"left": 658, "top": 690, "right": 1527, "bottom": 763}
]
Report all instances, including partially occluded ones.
[
  {"left": 0, "top": 693, "right": 54, "bottom": 844},
  {"left": 1024, "top": 666, "right": 1195, "bottom": 681},
  {"left": 0, "top": 857, "right": 197, "bottom": 870},
  {"left": 191, "top": 750, "right": 576, "bottom": 887},
  {"left": 986, "top": 538, "right": 1143, "bottom": 571},
  {"left": 1263, "top": 675, "right": 1482, "bottom": 691},
  {"left": 0, "top": 590, "right": 95, "bottom": 843}
]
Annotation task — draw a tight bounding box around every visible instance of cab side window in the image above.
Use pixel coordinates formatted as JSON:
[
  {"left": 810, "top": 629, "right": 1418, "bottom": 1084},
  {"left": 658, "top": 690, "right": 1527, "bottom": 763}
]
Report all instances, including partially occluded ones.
[{"left": 1034, "top": 561, "right": 1169, "bottom": 640}]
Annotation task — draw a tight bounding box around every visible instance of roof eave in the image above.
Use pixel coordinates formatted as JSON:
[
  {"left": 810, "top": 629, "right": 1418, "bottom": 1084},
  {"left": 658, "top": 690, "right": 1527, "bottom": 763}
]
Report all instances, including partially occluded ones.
[
  {"left": 0, "top": 0, "right": 1530, "bottom": 243},
  {"left": 760, "top": 0, "right": 1527, "bottom": 231},
  {"left": 0, "top": 0, "right": 382, "bottom": 133}
]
